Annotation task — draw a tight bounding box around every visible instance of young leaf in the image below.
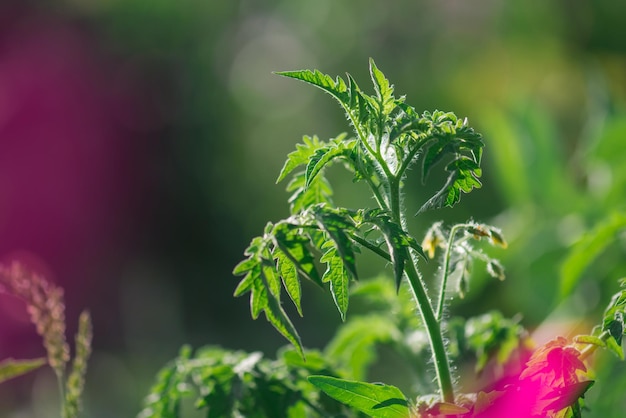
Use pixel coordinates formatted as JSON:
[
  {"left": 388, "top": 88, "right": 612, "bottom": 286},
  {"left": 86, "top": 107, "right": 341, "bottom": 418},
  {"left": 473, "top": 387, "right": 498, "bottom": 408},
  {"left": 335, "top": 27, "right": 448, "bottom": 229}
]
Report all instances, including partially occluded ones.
[
  {"left": 286, "top": 171, "right": 334, "bottom": 214},
  {"left": 275, "top": 249, "right": 303, "bottom": 316},
  {"left": 320, "top": 246, "right": 351, "bottom": 321},
  {"left": 277, "top": 68, "right": 375, "bottom": 144},
  {"left": 277, "top": 135, "right": 327, "bottom": 183},
  {"left": 369, "top": 58, "right": 396, "bottom": 117},
  {"left": 347, "top": 74, "right": 371, "bottom": 125},
  {"left": 311, "top": 206, "right": 359, "bottom": 280},
  {"left": 233, "top": 235, "right": 305, "bottom": 356},
  {"left": 276, "top": 69, "right": 350, "bottom": 110},
  {"left": 263, "top": 288, "right": 304, "bottom": 358},
  {"left": 274, "top": 224, "right": 322, "bottom": 286},
  {"left": 411, "top": 112, "right": 484, "bottom": 212},
  {"left": 418, "top": 157, "right": 482, "bottom": 213},
  {"left": 308, "top": 375, "right": 410, "bottom": 418},
  {"left": 0, "top": 358, "right": 46, "bottom": 385},
  {"left": 250, "top": 265, "right": 270, "bottom": 319},
  {"left": 305, "top": 140, "right": 356, "bottom": 188}
]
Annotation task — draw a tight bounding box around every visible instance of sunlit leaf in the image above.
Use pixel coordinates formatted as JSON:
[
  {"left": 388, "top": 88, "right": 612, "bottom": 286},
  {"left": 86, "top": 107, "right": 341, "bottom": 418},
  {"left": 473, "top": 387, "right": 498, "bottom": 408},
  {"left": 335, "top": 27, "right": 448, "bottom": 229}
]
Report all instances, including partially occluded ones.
[
  {"left": 308, "top": 375, "right": 410, "bottom": 418},
  {"left": 320, "top": 246, "right": 351, "bottom": 321},
  {"left": 369, "top": 58, "right": 396, "bottom": 117},
  {"left": 286, "top": 171, "right": 334, "bottom": 214},
  {"left": 305, "top": 140, "right": 355, "bottom": 188},
  {"left": 275, "top": 249, "right": 303, "bottom": 316},
  {"left": 277, "top": 135, "right": 326, "bottom": 183},
  {"left": 276, "top": 69, "right": 350, "bottom": 110},
  {"left": 263, "top": 288, "right": 304, "bottom": 358},
  {"left": 311, "top": 205, "right": 359, "bottom": 279},
  {"left": 418, "top": 157, "right": 482, "bottom": 213},
  {"left": 274, "top": 224, "right": 322, "bottom": 286}
]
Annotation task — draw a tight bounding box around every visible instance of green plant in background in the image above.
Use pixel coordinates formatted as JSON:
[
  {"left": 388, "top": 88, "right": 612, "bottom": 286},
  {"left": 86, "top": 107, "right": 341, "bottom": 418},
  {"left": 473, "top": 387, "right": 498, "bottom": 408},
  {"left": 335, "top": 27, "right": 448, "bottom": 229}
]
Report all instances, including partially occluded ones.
[
  {"left": 135, "top": 60, "right": 626, "bottom": 417},
  {"left": 0, "top": 262, "right": 92, "bottom": 418}
]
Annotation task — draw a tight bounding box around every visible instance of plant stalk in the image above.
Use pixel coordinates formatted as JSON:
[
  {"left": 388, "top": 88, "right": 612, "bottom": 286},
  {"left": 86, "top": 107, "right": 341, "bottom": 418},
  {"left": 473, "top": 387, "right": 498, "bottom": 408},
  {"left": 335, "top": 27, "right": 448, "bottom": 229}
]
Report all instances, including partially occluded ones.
[
  {"left": 436, "top": 224, "right": 464, "bottom": 321},
  {"left": 404, "top": 255, "right": 455, "bottom": 403},
  {"left": 387, "top": 176, "right": 455, "bottom": 403}
]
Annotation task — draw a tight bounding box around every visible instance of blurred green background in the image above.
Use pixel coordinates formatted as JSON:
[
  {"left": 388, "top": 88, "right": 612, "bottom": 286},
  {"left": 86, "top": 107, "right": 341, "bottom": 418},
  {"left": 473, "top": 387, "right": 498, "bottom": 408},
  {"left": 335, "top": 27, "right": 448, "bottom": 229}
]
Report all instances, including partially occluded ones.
[{"left": 0, "top": 0, "right": 625, "bottom": 416}]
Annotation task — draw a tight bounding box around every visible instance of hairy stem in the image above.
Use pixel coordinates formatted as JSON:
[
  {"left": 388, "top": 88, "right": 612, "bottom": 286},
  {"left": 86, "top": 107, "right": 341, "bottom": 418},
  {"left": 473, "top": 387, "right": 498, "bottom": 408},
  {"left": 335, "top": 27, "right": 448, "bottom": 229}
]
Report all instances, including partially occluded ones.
[
  {"left": 387, "top": 174, "right": 455, "bottom": 403},
  {"left": 349, "top": 234, "right": 391, "bottom": 262},
  {"left": 404, "top": 253, "right": 455, "bottom": 403},
  {"left": 436, "top": 224, "right": 466, "bottom": 321},
  {"left": 389, "top": 178, "right": 402, "bottom": 226}
]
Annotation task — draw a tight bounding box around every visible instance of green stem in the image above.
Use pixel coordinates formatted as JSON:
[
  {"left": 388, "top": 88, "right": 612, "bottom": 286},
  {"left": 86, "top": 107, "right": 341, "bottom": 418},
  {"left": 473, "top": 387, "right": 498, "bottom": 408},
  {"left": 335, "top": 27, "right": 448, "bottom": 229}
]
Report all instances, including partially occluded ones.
[
  {"left": 386, "top": 174, "right": 454, "bottom": 403},
  {"left": 364, "top": 174, "right": 389, "bottom": 211},
  {"left": 396, "top": 136, "right": 428, "bottom": 180},
  {"left": 389, "top": 178, "right": 402, "bottom": 225},
  {"left": 350, "top": 234, "right": 391, "bottom": 262},
  {"left": 404, "top": 254, "right": 455, "bottom": 403},
  {"left": 436, "top": 224, "right": 466, "bottom": 321}
]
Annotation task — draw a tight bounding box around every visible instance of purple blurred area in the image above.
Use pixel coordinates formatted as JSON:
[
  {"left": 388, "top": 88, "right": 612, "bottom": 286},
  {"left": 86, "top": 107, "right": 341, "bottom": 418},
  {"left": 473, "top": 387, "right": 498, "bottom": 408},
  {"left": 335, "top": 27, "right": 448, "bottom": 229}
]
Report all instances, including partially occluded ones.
[{"left": 0, "top": 5, "right": 153, "bottom": 356}]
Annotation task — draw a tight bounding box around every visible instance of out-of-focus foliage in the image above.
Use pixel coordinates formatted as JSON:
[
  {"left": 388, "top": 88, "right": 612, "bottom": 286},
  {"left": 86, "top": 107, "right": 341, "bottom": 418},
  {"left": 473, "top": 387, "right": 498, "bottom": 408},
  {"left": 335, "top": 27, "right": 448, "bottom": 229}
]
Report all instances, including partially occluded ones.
[{"left": 137, "top": 345, "right": 351, "bottom": 418}]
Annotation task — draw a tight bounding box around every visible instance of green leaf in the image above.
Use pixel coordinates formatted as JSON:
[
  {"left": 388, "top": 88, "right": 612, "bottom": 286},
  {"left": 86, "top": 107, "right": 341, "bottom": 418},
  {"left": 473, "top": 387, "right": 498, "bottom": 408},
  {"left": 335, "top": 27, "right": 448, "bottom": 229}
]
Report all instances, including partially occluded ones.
[
  {"left": 233, "top": 233, "right": 305, "bottom": 355},
  {"left": 274, "top": 223, "right": 322, "bottom": 286},
  {"left": 276, "top": 69, "right": 350, "bottom": 110},
  {"left": 277, "top": 135, "right": 326, "bottom": 183},
  {"left": 320, "top": 246, "right": 351, "bottom": 321},
  {"left": 369, "top": 58, "right": 396, "bottom": 116},
  {"left": 286, "top": 171, "right": 334, "bottom": 214},
  {"left": 305, "top": 139, "right": 355, "bottom": 188},
  {"left": 413, "top": 112, "right": 483, "bottom": 212},
  {"left": 347, "top": 74, "right": 371, "bottom": 125},
  {"left": 278, "top": 68, "right": 376, "bottom": 145},
  {"left": 560, "top": 211, "right": 626, "bottom": 297},
  {"left": 275, "top": 249, "right": 303, "bottom": 316},
  {"left": 0, "top": 358, "right": 46, "bottom": 385},
  {"left": 418, "top": 157, "right": 482, "bottom": 213},
  {"left": 311, "top": 206, "right": 359, "bottom": 280},
  {"left": 250, "top": 265, "right": 269, "bottom": 319},
  {"left": 363, "top": 210, "right": 426, "bottom": 290},
  {"left": 308, "top": 375, "right": 410, "bottom": 418},
  {"left": 263, "top": 287, "right": 304, "bottom": 358}
]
